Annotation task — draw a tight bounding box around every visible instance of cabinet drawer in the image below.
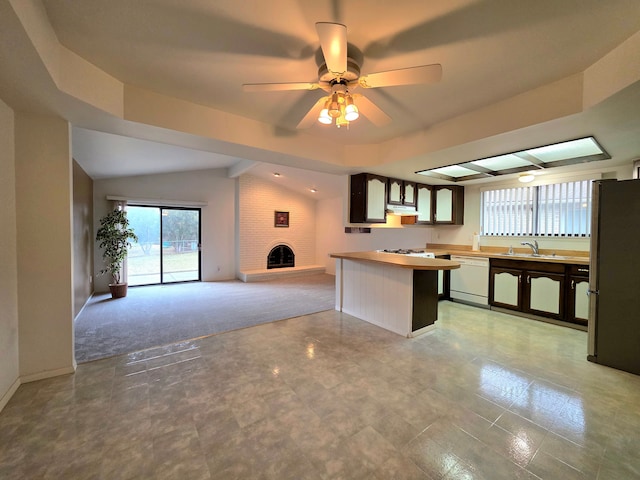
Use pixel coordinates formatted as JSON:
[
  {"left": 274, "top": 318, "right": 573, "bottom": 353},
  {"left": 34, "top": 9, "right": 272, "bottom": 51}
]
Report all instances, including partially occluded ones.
[
  {"left": 568, "top": 264, "right": 590, "bottom": 276},
  {"left": 490, "top": 258, "right": 565, "bottom": 274}
]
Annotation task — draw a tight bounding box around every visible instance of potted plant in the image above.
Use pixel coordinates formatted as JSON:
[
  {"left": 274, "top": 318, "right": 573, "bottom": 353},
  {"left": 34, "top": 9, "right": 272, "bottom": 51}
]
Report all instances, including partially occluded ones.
[{"left": 96, "top": 208, "right": 138, "bottom": 298}]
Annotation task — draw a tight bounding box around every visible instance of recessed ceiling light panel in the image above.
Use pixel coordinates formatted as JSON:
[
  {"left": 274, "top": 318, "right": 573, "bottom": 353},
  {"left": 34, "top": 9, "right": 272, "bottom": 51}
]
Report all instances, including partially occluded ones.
[
  {"left": 525, "top": 137, "right": 605, "bottom": 163},
  {"left": 472, "top": 154, "right": 531, "bottom": 171},
  {"left": 416, "top": 136, "right": 609, "bottom": 182}
]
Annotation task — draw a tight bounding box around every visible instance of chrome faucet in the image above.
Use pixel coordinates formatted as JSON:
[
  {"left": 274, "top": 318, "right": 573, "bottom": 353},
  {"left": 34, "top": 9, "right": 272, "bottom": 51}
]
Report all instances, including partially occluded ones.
[{"left": 521, "top": 240, "right": 539, "bottom": 255}]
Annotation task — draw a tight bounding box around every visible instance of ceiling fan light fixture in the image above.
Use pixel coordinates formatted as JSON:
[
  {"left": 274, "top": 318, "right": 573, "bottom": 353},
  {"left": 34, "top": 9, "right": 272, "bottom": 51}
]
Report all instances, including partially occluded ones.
[
  {"left": 344, "top": 96, "right": 359, "bottom": 121},
  {"left": 328, "top": 92, "right": 342, "bottom": 118},
  {"left": 519, "top": 173, "right": 535, "bottom": 183},
  {"left": 318, "top": 108, "right": 332, "bottom": 125},
  {"left": 336, "top": 115, "right": 349, "bottom": 128}
]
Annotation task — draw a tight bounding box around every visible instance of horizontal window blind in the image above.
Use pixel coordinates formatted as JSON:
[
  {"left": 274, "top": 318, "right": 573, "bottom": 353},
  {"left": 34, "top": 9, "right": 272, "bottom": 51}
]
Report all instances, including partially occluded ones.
[{"left": 481, "top": 180, "right": 592, "bottom": 237}]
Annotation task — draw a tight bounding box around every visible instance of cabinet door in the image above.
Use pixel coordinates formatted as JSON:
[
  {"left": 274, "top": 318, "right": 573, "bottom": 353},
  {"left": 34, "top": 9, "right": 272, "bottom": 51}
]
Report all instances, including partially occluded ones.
[
  {"left": 568, "top": 276, "right": 589, "bottom": 325},
  {"left": 403, "top": 181, "right": 417, "bottom": 206},
  {"left": 435, "top": 187, "right": 453, "bottom": 222},
  {"left": 526, "top": 271, "right": 565, "bottom": 319},
  {"left": 388, "top": 178, "right": 403, "bottom": 205},
  {"left": 416, "top": 184, "right": 433, "bottom": 224},
  {"left": 434, "top": 185, "right": 464, "bottom": 225},
  {"left": 366, "top": 176, "right": 387, "bottom": 222},
  {"left": 350, "top": 173, "right": 387, "bottom": 223},
  {"left": 490, "top": 267, "right": 521, "bottom": 310}
]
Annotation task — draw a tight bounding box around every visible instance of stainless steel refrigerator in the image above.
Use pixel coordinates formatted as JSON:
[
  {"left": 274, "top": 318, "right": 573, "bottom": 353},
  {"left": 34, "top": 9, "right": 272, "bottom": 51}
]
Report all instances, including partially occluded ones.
[{"left": 588, "top": 178, "right": 640, "bottom": 375}]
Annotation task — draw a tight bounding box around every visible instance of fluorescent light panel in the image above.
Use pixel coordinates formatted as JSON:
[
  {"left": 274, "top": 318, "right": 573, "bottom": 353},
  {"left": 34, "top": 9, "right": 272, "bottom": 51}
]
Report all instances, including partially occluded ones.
[
  {"left": 525, "top": 137, "right": 603, "bottom": 163},
  {"left": 430, "top": 165, "right": 478, "bottom": 178},
  {"left": 416, "top": 136, "right": 609, "bottom": 182},
  {"left": 472, "top": 154, "right": 531, "bottom": 170}
]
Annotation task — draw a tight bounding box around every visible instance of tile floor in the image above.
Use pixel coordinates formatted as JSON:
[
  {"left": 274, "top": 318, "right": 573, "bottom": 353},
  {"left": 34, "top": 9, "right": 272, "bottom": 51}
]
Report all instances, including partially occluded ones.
[{"left": 1, "top": 301, "right": 640, "bottom": 479}]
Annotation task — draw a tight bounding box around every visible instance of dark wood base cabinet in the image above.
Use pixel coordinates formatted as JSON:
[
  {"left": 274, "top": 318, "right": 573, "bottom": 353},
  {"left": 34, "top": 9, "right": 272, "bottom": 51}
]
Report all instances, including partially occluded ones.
[
  {"left": 437, "top": 255, "right": 450, "bottom": 300},
  {"left": 489, "top": 258, "right": 588, "bottom": 327},
  {"left": 566, "top": 264, "right": 590, "bottom": 325}
]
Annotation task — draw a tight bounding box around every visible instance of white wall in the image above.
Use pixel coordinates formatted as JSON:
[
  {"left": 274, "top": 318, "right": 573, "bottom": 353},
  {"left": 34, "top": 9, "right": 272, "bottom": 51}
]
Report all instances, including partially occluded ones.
[
  {"left": 15, "top": 113, "right": 75, "bottom": 381},
  {"left": 93, "top": 168, "right": 236, "bottom": 291},
  {"left": 0, "top": 98, "right": 20, "bottom": 410},
  {"left": 72, "top": 160, "right": 93, "bottom": 318}
]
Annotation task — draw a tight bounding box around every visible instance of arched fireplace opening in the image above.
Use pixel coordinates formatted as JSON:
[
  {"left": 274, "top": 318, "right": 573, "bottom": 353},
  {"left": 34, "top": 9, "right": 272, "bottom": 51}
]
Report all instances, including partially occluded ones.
[{"left": 267, "top": 245, "right": 295, "bottom": 269}]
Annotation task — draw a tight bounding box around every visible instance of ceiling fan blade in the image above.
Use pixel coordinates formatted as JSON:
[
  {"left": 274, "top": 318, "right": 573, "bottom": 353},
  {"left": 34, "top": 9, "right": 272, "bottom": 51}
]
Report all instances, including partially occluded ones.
[
  {"left": 243, "top": 82, "right": 321, "bottom": 92},
  {"left": 353, "top": 95, "right": 391, "bottom": 126},
  {"left": 296, "top": 97, "right": 328, "bottom": 129},
  {"left": 316, "top": 22, "right": 347, "bottom": 77},
  {"left": 359, "top": 64, "right": 442, "bottom": 89}
]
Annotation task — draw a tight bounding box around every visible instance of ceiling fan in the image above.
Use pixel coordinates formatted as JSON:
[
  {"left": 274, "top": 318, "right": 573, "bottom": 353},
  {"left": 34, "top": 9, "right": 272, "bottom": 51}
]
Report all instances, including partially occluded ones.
[{"left": 243, "top": 22, "right": 442, "bottom": 129}]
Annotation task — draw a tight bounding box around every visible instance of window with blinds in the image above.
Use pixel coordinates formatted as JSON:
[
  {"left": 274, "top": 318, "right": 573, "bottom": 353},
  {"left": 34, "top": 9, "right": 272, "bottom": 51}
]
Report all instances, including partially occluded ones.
[{"left": 481, "top": 180, "right": 592, "bottom": 237}]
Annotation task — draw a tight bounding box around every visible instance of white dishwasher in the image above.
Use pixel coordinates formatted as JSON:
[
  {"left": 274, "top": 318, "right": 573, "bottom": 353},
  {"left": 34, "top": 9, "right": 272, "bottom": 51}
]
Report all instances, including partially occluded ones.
[{"left": 449, "top": 255, "right": 490, "bottom": 306}]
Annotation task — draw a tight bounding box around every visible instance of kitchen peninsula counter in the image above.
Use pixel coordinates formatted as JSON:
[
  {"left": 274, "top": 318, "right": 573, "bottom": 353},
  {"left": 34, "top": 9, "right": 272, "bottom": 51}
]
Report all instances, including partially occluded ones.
[
  {"left": 330, "top": 251, "right": 460, "bottom": 337},
  {"left": 329, "top": 250, "right": 461, "bottom": 269}
]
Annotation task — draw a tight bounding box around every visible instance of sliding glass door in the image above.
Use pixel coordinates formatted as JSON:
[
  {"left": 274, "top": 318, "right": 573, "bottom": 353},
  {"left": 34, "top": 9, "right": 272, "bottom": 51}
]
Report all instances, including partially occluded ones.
[
  {"left": 160, "top": 208, "right": 200, "bottom": 283},
  {"left": 126, "top": 206, "right": 201, "bottom": 286}
]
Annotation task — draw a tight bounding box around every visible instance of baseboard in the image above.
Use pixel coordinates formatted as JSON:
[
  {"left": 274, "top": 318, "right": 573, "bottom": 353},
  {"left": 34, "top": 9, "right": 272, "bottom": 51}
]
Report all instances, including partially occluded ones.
[
  {"left": 490, "top": 306, "right": 587, "bottom": 332},
  {"left": 20, "top": 365, "right": 76, "bottom": 384},
  {"left": 74, "top": 291, "right": 95, "bottom": 323},
  {"left": 450, "top": 298, "right": 491, "bottom": 309},
  {"left": 239, "top": 265, "right": 325, "bottom": 282},
  {"left": 0, "top": 377, "right": 21, "bottom": 412},
  {"left": 408, "top": 323, "right": 437, "bottom": 338}
]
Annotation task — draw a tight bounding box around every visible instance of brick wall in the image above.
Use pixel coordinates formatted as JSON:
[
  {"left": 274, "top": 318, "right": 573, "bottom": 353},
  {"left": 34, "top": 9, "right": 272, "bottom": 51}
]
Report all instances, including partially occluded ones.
[{"left": 239, "top": 174, "right": 317, "bottom": 271}]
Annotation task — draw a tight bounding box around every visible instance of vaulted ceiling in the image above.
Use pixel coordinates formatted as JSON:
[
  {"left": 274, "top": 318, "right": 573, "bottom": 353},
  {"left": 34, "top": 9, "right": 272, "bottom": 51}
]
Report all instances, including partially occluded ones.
[{"left": 1, "top": 0, "right": 639, "bottom": 197}]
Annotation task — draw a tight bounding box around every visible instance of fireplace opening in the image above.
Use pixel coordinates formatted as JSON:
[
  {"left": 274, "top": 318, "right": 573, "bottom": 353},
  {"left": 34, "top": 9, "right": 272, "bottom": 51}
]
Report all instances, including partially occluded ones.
[{"left": 267, "top": 245, "right": 295, "bottom": 269}]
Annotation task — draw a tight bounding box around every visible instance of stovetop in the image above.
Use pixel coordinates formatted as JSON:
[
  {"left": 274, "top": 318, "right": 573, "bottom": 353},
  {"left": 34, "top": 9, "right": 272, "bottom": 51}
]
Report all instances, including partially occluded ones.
[
  {"left": 377, "top": 249, "right": 435, "bottom": 258},
  {"left": 379, "top": 248, "right": 423, "bottom": 254}
]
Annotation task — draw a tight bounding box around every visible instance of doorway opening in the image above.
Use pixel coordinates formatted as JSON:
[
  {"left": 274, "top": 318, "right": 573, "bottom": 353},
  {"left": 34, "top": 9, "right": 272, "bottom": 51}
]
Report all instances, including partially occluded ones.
[{"left": 126, "top": 205, "right": 201, "bottom": 285}]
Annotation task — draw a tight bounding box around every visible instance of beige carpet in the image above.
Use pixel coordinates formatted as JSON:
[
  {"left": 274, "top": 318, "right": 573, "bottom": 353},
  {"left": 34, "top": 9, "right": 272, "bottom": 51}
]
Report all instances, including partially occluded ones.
[{"left": 75, "top": 274, "right": 335, "bottom": 363}]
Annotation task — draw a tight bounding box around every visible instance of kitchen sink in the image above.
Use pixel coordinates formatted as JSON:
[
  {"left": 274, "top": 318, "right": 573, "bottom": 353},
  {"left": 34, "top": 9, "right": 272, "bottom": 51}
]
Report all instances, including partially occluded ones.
[{"left": 496, "top": 253, "right": 569, "bottom": 260}]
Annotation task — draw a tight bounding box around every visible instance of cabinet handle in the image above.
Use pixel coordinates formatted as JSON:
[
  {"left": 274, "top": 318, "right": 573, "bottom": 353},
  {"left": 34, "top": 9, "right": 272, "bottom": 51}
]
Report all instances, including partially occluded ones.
[
  {"left": 571, "top": 280, "right": 575, "bottom": 289},
  {"left": 578, "top": 268, "right": 588, "bottom": 272},
  {"left": 526, "top": 275, "right": 530, "bottom": 284}
]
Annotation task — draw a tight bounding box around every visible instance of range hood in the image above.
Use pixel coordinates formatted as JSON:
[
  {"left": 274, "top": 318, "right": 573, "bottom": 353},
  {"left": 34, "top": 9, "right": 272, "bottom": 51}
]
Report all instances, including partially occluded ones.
[{"left": 386, "top": 204, "right": 417, "bottom": 216}]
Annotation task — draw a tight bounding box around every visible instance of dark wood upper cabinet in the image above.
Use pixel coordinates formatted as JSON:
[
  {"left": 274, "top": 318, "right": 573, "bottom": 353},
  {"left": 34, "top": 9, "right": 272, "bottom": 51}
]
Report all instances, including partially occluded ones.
[
  {"left": 403, "top": 181, "right": 417, "bottom": 207},
  {"left": 350, "top": 173, "right": 388, "bottom": 223},
  {"left": 433, "top": 185, "right": 464, "bottom": 225},
  {"left": 415, "top": 183, "right": 433, "bottom": 225},
  {"left": 350, "top": 174, "right": 463, "bottom": 225},
  {"left": 387, "top": 178, "right": 403, "bottom": 205},
  {"left": 415, "top": 184, "right": 464, "bottom": 225},
  {"left": 387, "top": 178, "right": 417, "bottom": 207}
]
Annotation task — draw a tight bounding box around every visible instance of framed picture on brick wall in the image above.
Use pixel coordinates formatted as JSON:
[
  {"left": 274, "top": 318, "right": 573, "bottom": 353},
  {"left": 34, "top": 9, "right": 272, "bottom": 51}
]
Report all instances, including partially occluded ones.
[{"left": 274, "top": 211, "right": 289, "bottom": 227}]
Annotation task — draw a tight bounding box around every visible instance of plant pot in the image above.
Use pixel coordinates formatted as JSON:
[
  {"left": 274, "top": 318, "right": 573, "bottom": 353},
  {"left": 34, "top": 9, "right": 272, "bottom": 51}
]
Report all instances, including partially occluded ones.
[{"left": 109, "top": 283, "right": 128, "bottom": 299}]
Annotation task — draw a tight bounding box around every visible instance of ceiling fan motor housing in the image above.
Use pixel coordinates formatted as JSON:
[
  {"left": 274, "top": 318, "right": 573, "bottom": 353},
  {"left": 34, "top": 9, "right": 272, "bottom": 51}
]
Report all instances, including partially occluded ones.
[{"left": 318, "top": 58, "right": 361, "bottom": 83}]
